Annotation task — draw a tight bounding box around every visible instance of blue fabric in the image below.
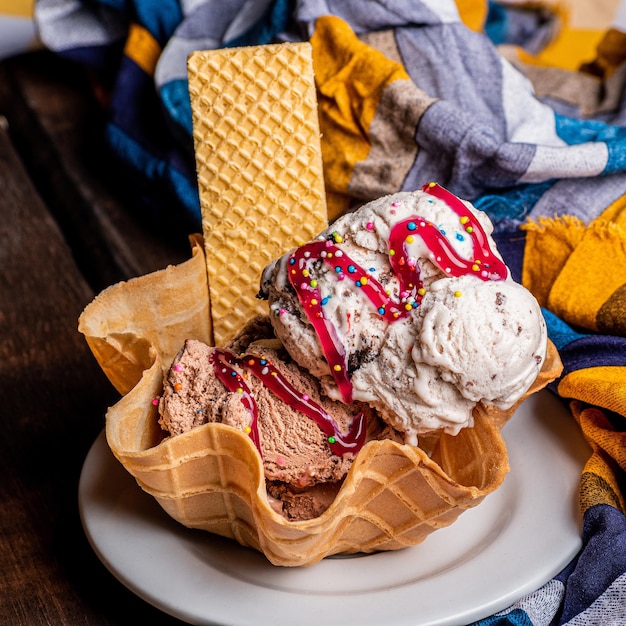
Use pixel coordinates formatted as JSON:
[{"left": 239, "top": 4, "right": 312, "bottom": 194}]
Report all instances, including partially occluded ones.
[
  {"left": 474, "top": 181, "right": 556, "bottom": 224},
  {"left": 542, "top": 309, "right": 589, "bottom": 352}
]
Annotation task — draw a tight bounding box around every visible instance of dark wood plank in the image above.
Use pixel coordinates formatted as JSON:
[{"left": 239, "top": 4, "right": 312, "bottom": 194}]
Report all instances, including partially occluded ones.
[
  {"left": 1, "top": 50, "right": 192, "bottom": 291},
  {"left": 0, "top": 56, "right": 189, "bottom": 624}
]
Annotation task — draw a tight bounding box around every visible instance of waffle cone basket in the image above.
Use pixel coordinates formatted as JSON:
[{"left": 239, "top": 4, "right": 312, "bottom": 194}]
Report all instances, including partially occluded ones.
[
  {"left": 80, "top": 42, "right": 561, "bottom": 567},
  {"left": 79, "top": 238, "right": 562, "bottom": 567}
]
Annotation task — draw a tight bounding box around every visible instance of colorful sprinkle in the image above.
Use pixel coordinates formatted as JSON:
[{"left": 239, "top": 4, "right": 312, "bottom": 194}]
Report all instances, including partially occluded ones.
[
  {"left": 210, "top": 348, "right": 366, "bottom": 456},
  {"left": 285, "top": 183, "right": 507, "bottom": 408}
]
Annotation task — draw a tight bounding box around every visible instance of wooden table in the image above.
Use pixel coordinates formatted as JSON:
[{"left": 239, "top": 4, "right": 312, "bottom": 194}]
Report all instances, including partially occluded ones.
[{"left": 0, "top": 49, "right": 193, "bottom": 625}]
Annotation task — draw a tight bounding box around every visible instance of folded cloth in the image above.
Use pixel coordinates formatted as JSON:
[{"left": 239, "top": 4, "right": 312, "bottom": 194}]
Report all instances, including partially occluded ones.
[{"left": 35, "top": 0, "right": 626, "bottom": 623}]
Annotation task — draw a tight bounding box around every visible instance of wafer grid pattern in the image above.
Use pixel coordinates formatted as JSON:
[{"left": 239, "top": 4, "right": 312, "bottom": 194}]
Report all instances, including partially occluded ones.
[
  {"left": 104, "top": 332, "right": 561, "bottom": 567},
  {"left": 188, "top": 43, "right": 328, "bottom": 346},
  {"left": 123, "top": 419, "right": 505, "bottom": 566}
]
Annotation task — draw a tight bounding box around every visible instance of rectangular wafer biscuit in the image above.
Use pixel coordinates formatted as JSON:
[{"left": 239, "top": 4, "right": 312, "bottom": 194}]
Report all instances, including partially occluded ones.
[{"left": 188, "top": 42, "right": 328, "bottom": 346}]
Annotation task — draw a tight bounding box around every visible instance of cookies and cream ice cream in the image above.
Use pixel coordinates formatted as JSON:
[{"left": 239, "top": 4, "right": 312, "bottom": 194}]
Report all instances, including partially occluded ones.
[
  {"left": 260, "top": 183, "right": 548, "bottom": 444},
  {"left": 82, "top": 222, "right": 561, "bottom": 565}
]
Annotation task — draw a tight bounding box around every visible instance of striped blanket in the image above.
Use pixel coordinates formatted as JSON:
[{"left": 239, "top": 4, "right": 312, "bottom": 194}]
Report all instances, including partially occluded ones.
[{"left": 35, "top": 1, "right": 626, "bottom": 623}]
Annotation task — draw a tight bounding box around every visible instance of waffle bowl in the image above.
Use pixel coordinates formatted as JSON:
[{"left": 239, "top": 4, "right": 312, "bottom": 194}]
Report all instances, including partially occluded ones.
[
  {"left": 80, "top": 41, "right": 563, "bottom": 567},
  {"left": 79, "top": 238, "right": 562, "bottom": 567}
]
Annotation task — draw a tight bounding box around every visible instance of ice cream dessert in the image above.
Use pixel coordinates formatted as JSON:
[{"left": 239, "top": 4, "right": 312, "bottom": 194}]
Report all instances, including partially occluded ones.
[
  {"left": 79, "top": 42, "right": 562, "bottom": 566},
  {"left": 81, "top": 214, "right": 560, "bottom": 567},
  {"left": 158, "top": 315, "right": 400, "bottom": 520},
  {"left": 155, "top": 182, "right": 550, "bottom": 529},
  {"left": 260, "top": 182, "right": 548, "bottom": 444}
]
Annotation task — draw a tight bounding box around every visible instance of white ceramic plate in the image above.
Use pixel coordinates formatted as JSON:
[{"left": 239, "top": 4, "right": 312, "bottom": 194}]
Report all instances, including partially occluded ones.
[{"left": 79, "top": 390, "right": 590, "bottom": 626}]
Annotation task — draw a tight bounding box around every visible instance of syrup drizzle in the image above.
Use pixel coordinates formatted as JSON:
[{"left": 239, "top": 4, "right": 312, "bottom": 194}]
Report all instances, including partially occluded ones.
[
  {"left": 419, "top": 182, "right": 508, "bottom": 280},
  {"left": 287, "top": 183, "right": 508, "bottom": 402},
  {"left": 210, "top": 349, "right": 262, "bottom": 453},
  {"left": 210, "top": 348, "right": 366, "bottom": 456}
]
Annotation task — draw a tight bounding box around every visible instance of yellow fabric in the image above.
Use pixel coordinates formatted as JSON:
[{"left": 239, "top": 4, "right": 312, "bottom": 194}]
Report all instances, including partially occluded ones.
[
  {"left": 580, "top": 28, "right": 626, "bottom": 78},
  {"left": 547, "top": 220, "right": 626, "bottom": 332},
  {"left": 522, "top": 216, "right": 586, "bottom": 307},
  {"left": 523, "top": 217, "right": 626, "bottom": 331},
  {"left": 560, "top": 367, "right": 626, "bottom": 417},
  {"left": 311, "top": 15, "right": 412, "bottom": 219},
  {"left": 569, "top": 399, "right": 626, "bottom": 512},
  {"left": 598, "top": 191, "right": 626, "bottom": 227},
  {"left": 523, "top": 208, "right": 626, "bottom": 515},
  {"left": 124, "top": 23, "right": 161, "bottom": 76},
  {"left": 0, "top": 0, "right": 34, "bottom": 17},
  {"left": 455, "top": 0, "right": 489, "bottom": 32},
  {"left": 532, "top": 28, "right": 605, "bottom": 71},
  {"left": 512, "top": 0, "right": 622, "bottom": 71}
]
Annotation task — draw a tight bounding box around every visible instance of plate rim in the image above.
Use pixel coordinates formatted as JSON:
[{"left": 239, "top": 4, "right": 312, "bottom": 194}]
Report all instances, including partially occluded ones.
[{"left": 78, "top": 389, "right": 588, "bottom": 626}]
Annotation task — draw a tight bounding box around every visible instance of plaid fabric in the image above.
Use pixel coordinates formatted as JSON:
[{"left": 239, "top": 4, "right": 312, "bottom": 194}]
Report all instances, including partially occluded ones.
[{"left": 36, "top": 1, "right": 626, "bottom": 623}]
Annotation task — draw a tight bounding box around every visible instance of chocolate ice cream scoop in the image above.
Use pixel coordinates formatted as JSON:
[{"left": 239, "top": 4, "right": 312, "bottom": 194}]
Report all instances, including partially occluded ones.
[{"left": 158, "top": 316, "right": 397, "bottom": 519}]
